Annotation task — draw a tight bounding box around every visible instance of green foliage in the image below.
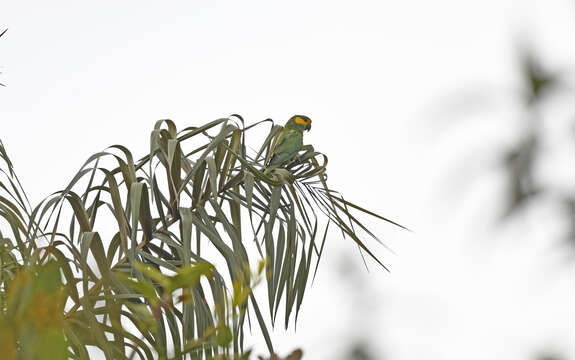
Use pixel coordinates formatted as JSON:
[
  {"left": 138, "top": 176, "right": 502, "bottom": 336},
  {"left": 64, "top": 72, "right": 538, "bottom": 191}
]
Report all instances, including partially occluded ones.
[
  {"left": 0, "top": 117, "right": 402, "bottom": 359},
  {"left": 0, "top": 261, "right": 68, "bottom": 360}
]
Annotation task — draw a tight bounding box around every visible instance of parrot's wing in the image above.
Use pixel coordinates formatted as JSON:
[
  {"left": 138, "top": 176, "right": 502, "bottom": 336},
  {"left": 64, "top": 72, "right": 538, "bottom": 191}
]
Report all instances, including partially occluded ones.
[
  {"left": 267, "top": 129, "right": 302, "bottom": 167},
  {"left": 268, "top": 144, "right": 287, "bottom": 166},
  {"left": 273, "top": 129, "right": 290, "bottom": 151},
  {"left": 267, "top": 129, "right": 289, "bottom": 166}
]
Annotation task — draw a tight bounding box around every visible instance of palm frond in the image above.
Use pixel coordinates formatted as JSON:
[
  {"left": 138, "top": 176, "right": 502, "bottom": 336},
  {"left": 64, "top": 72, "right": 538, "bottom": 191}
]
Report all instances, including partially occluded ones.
[{"left": 0, "top": 117, "right": 404, "bottom": 359}]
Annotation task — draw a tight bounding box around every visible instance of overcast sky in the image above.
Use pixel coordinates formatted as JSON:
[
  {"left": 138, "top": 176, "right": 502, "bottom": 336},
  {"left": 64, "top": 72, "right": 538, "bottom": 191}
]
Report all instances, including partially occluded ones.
[{"left": 3, "top": 1, "right": 575, "bottom": 359}]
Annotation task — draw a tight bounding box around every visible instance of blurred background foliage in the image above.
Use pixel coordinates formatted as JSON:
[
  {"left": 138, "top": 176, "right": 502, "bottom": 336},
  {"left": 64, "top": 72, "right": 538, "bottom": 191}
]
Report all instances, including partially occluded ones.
[
  {"left": 423, "top": 39, "right": 575, "bottom": 360},
  {"left": 317, "top": 37, "right": 575, "bottom": 360},
  {"left": 503, "top": 46, "right": 569, "bottom": 360},
  {"left": 501, "top": 45, "right": 561, "bottom": 218},
  {"left": 0, "top": 115, "right": 398, "bottom": 359},
  {"left": 0, "top": 261, "right": 68, "bottom": 359}
]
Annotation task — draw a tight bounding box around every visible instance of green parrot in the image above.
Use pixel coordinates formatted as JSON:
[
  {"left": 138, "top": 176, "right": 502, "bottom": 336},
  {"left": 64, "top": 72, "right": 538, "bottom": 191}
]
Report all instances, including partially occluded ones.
[{"left": 266, "top": 115, "right": 312, "bottom": 171}]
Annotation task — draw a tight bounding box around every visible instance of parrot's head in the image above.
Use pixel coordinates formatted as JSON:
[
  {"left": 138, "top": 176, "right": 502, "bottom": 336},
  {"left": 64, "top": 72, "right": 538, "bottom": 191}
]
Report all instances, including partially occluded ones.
[{"left": 285, "top": 115, "right": 312, "bottom": 132}]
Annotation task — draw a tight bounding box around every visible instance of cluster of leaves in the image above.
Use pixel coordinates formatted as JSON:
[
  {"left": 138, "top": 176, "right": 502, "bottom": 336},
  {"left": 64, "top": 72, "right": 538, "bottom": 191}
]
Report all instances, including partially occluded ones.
[
  {"left": 0, "top": 261, "right": 68, "bottom": 359},
  {"left": 494, "top": 47, "right": 575, "bottom": 249},
  {"left": 0, "top": 116, "right": 400, "bottom": 359},
  {"left": 501, "top": 47, "right": 559, "bottom": 217}
]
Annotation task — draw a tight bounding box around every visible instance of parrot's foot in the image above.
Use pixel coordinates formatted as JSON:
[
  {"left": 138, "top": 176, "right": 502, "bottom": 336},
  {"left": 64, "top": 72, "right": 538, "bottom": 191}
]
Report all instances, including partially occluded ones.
[
  {"left": 263, "top": 166, "right": 277, "bottom": 176},
  {"left": 265, "top": 168, "right": 294, "bottom": 184},
  {"left": 285, "top": 156, "right": 304, "bottom": 170}
]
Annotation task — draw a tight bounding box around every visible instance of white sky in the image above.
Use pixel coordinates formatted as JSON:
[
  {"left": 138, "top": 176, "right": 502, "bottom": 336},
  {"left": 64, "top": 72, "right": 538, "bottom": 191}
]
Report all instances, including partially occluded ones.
[{"left": 3, "top": 1, "right": 575, "bottom": 359}]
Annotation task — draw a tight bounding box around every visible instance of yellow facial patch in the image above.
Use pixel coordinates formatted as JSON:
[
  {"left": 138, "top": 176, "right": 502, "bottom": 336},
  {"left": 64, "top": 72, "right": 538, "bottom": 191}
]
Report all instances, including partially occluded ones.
[{"left": 294, "top": 116, "right": 311, "bottom": 126}]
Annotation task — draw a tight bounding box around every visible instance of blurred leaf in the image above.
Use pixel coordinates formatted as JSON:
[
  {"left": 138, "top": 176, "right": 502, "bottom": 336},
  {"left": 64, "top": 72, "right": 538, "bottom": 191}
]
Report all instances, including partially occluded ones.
[
  {"left": 1, "top": 261, "right": 68, "bottom": 360},
  {"left": 519, "top": 46, "right": 559, "bottom": 104},
  {"left": 170, "top": 261, "right": 214, "bottom": 292},
  {"left": 215, "top": 324, "right": 233, "bottom": 347},
  {"left": 116, "top": 271, "right": 160, "bottom": 306}
]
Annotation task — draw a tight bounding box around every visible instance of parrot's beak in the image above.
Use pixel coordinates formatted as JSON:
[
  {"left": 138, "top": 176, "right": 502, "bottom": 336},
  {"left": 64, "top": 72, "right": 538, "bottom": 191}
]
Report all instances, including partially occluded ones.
[{"left": 305, "top": 123, "right": 311, "bottom": 131}]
